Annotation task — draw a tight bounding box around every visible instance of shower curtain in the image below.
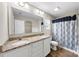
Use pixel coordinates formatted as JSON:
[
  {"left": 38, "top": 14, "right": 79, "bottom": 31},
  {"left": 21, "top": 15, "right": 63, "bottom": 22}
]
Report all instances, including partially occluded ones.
[{"left": 52, "top": 15, "right": 79, "bottom": 52}]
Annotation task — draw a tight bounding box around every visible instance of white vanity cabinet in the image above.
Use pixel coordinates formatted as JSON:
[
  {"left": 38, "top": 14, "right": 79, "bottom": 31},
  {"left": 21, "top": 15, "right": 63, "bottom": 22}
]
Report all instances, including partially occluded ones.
[
  {"left": 0, "top": 37, "right": 51, "bottom": 57},
  {"left": 43, "top": 37, "right": 52, "bottom": 56},
  {"left": 2, "top": 44, "right": 31, "bottom": 57},
  {"left": 30, "top": 37, "right": 51, "bottom": 57},
  {"left": 31, "top": 40, "right": 43, "bottom": 57}
]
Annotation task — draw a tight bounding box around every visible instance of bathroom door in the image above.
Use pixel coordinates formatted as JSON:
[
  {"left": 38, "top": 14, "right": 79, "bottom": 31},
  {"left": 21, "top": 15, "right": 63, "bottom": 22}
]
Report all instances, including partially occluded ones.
[{"left": 25, "top": 21, "right": 32, "bottom": 33}]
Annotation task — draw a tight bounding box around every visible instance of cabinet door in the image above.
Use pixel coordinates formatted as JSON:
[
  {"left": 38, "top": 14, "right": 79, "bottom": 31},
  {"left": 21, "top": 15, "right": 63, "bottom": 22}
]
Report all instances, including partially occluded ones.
[
  {"left": 2, "top": 44, "right": 31, "bottom": 57},
  {"left": 43, "top": 37, "right": 52, "bottom": 56},
  {"left": 0, "top": 53, "right": 4, "bottom": 57},
  {"left": 31, "top": 40, "right": 43, "bottom": 57}
]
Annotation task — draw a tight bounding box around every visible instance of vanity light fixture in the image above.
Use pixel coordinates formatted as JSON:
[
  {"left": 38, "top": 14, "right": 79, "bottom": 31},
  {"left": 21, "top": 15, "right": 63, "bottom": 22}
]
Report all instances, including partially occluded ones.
[
  {"left": 54, "top": 6, "right": 60, "bottom": 11},
  {"left": 18, "top": 2, "right": 30, "bottom": 9},
  {"left": 35, "top": 9, "right": 40, "bottom": 14},
  {"left": 40, "top": 11, "right": 44, "bottom": 15},
  {"left": 25, "top": 3, "right": 30, "bottom": 9},
  {"left": 18, "top": 2, "right": 25, "bottom": 7}
]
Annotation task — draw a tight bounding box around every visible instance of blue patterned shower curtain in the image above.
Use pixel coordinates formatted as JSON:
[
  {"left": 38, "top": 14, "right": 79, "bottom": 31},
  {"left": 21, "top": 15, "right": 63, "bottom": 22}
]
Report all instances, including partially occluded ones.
[{"left": 52, "top": 15, "right": 78, "bottom": 52}]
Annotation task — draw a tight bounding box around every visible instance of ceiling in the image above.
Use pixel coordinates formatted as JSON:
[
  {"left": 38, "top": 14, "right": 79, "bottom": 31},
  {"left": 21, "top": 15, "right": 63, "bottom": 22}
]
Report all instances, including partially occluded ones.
[
  {"left": 28, "top": 2, "right": 79, "bottom": 18},
  {"left": 13, "top": 8, "right": 43, "bottom": 21}
]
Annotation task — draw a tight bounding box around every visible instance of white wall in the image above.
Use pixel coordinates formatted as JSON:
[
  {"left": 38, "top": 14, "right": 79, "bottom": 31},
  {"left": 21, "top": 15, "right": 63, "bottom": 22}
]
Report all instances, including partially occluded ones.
[
  {"left": 0, "top": 3, "right": 8, "bottom": 46},
  {"left": 8, "top": 5, "right": 15, "bottom": 35}
]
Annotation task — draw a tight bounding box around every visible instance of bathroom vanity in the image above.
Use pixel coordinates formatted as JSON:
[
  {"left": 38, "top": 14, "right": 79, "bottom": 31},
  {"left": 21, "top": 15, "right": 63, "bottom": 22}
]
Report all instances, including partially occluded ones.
[{"left": 0, "top": 34, "right": 52, "bottom": 57}]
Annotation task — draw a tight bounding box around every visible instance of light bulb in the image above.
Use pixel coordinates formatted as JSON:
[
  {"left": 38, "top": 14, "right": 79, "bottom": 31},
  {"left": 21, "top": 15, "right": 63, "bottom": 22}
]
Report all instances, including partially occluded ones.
[
  {"left": 18, "top": 2, "right": 25, "bottom": 7},
  {"left": 25, "top": 3, "right": 29, "bottom": 9},
  {"left": 54, "top": 7, "right": 60, "bottom": 11}
]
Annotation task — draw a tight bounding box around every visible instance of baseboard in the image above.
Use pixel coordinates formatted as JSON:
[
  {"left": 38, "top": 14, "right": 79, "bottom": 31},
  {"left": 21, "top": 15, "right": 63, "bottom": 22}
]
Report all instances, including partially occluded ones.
[{"left": 59, "top": 46, "right": 79, "bottom": 56}]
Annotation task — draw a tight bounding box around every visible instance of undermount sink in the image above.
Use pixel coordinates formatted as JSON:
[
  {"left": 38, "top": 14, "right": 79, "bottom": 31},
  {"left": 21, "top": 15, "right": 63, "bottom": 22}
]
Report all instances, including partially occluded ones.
[{"left": 12, "top": 40, "right": 30, "bottom": 46}]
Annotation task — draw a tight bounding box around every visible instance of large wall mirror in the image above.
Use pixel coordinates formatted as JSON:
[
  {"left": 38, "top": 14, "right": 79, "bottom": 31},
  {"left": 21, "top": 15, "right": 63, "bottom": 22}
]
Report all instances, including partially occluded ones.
[{"left": 8, "top": 7, "right": 43, "bottom": 36}]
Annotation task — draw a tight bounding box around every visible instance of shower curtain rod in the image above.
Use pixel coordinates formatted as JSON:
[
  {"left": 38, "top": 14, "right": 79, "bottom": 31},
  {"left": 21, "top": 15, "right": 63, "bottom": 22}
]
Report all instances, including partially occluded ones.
[{"left": 55, "top": 14, "right": 78, "bottom": 19}]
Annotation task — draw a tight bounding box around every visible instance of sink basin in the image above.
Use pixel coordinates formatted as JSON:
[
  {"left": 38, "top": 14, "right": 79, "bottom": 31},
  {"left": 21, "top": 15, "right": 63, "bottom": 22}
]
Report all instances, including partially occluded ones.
[{"left": 12, "top": 40, "right": 30, "bottom": 46}]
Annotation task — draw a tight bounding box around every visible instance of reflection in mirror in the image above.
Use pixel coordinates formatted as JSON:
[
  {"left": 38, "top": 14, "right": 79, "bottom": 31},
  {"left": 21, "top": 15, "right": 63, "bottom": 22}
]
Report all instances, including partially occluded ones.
[
  {"left": 25, "top": 21, "right": 32, "bottom": 33},
  {"left": 15, "top": 20, "right": 25, "bottom": 34},
  {"left": 9, "top": 7, "right": 43, "bottom": 36}
]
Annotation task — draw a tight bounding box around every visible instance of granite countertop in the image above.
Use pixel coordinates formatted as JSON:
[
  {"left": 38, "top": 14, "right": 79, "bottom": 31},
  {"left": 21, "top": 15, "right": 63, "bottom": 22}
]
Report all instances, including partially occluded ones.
[
  {"left": 9, "top": 32, "right": 44, "bottom": 39},
  {"left": 0, "top": 34, "right": 50, "bottom": 53}
]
